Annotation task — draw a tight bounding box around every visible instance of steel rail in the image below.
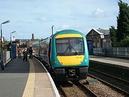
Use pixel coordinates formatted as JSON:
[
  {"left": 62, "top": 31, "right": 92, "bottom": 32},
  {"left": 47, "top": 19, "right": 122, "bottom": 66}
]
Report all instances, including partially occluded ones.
[
  {"left": 73, "top": 81, "right": 98, "bottom": 97},
  {"left": 57, "top": 85, "right": 67, "bottom": 97}
]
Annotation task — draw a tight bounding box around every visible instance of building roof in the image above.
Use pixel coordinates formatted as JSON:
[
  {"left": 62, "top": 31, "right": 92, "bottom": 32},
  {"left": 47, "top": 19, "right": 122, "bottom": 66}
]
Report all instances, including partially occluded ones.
[
  {"left": 15, "top": 39, "right": 30, "bottom": 42},
  {"left": 92, "top": 29, "right": 103, "bottom": 35},
  {"left": 87, "top": 28, "right": 110, "bottom": 36},
  {"left": 87, "top": 28, "right": 110, "bottom": 39},
  {"left": 97, "top": 28, "right": 110, "bottom": 35}
]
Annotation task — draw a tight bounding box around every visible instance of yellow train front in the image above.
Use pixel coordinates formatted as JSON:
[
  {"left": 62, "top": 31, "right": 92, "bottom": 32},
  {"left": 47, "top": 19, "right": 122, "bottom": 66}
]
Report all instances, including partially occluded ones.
[{"left": 49, "top": 29, "right": 89, "bottom": 81}]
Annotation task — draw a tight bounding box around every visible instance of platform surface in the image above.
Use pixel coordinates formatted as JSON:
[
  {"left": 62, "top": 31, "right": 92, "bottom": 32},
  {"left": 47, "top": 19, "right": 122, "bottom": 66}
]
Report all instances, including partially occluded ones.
[
  {"left": 90, "top": 55, "right": 129, "bottom": 68},
  {"left": 0, "top": 57, "right": 59, "bottom": 97}
]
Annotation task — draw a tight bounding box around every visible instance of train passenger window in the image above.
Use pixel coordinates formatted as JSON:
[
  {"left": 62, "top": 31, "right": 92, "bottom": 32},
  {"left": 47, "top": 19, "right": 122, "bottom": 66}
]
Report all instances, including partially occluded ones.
[{"left": 56, "top": 38, "right": 84, "bottom": 56}]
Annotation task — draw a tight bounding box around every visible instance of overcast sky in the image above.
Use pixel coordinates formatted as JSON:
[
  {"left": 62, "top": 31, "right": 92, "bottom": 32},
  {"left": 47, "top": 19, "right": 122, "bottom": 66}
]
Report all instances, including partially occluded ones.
[{"left": 0, "top": 0, "right": 129, "bottom": 40}]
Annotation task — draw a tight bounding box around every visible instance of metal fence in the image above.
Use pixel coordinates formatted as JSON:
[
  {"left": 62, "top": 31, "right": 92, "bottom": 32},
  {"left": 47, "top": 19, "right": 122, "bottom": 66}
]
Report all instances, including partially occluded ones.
[{"left": 93, "top": 47, "right": 129, "bottom": 58}]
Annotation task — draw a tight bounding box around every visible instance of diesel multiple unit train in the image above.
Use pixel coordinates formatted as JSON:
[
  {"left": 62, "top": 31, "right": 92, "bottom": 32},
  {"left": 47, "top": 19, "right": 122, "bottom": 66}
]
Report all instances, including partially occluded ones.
[{"left": 32, "top": 29, "right": 89, "bottom": 81}]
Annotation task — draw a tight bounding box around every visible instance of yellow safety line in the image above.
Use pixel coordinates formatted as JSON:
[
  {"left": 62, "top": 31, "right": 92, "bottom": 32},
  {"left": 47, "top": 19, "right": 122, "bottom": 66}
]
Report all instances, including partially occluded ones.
[{"left": 22, "top": 60, "right": 35, "bottom": 97}]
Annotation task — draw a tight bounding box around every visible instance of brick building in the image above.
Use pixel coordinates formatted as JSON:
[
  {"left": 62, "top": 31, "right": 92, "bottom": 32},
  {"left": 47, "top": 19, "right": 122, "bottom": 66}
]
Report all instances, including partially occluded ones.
[{"left": 86, "top": 28, "right": 111, "bottom": 54}]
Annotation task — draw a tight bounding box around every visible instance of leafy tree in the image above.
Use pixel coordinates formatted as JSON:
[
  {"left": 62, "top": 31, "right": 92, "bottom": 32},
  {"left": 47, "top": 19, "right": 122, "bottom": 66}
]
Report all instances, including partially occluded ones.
[
  {"left": 120, "top": 36, "right": 129, "bottom": 47},
  {"left": 109, "top": 26, "right": 117, "bottom": 46},
  {"left": 117, "top": 0, "right": 129, "bottom": 42}
]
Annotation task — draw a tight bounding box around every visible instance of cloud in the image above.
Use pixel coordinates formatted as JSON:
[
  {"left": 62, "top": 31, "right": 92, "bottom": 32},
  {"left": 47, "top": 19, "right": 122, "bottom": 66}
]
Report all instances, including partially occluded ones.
[{"left": 91, "top": 8, "right": 106, "bottom": 18}]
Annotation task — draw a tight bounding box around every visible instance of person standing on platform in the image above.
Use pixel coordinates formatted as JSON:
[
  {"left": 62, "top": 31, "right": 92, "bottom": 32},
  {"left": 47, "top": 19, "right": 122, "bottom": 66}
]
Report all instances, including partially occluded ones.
[
  {"left": 23, "top": 48, "right": 28, "bottom": 61},
  {"left": 28, "top": 47, "right": 33, "bottom": 59},
  {"left": 18, "top": 49, "right": 21, "bottom": 58}
]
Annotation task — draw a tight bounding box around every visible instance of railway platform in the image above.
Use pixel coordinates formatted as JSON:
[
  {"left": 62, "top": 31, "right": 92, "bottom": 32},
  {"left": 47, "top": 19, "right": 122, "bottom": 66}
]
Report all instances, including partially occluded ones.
[
  {"left": 0, "top": 57, "right": 60, "bottom": 97},
  {"left": 90, "top": 55, "right": 129, "bottom": 69}
]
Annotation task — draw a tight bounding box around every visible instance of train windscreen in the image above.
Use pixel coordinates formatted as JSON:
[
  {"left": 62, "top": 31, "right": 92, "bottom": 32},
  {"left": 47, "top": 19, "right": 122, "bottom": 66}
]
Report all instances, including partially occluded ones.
[{"left": 56, "top": 38, "right": 84, "bottom": 56}]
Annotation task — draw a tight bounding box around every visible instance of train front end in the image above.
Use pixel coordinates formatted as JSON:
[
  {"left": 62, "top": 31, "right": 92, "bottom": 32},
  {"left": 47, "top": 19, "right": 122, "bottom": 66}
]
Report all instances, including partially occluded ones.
[{"left": 50, "top": 30, "right": 89, "bottom": 81}]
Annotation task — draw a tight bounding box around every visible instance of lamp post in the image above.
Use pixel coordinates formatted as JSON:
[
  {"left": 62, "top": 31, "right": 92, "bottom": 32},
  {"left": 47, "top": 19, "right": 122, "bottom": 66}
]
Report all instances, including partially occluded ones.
[
  {"left": 51, "top": 25, "right": 54, "bottom": 35},
  {"left": 0, "top": 20, "right": 10, "bottom": 70}
]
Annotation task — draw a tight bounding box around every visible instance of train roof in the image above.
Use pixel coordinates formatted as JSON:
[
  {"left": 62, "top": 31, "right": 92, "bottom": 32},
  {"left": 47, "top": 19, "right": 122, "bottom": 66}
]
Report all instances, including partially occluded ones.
[{"left": 53, "top": 29, "right": 85, "bottom": 37}]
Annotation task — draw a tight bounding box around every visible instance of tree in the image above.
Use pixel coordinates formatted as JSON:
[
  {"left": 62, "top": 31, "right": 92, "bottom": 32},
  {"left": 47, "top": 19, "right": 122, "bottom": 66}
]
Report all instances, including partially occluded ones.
[
  {"left": 117, "top": 0, "right": 129, "bottom": 42},
  {"left": 109, "top": 26, "right": 117, "bottom": 46},
  {"left": 121, "top": 36, "right": 129, "bottom": 47}
]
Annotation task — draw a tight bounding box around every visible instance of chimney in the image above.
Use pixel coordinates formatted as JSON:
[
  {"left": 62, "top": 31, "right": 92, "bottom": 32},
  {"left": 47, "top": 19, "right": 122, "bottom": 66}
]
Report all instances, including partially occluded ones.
[{"left": 32, "top": 33, "right": 34, "bottom": 40}]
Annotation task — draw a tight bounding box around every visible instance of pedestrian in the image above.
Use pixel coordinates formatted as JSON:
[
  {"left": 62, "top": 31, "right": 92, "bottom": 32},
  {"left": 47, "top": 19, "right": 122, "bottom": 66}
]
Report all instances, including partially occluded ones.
[
  {"left": 28, "top": 47, "right": 33, "bottom": 59},
  {"left": 18, "top": 49, "right": 21, "bottom": 58},
  {"left": 23, "top": 48, "right": 28, "bottom": 61}
]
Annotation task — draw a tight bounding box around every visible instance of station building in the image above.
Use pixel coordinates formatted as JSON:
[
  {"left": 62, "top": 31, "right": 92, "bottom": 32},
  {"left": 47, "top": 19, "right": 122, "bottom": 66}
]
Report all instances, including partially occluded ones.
[{"left": 86, "top": 28, "right": 111, "bottom": 54}]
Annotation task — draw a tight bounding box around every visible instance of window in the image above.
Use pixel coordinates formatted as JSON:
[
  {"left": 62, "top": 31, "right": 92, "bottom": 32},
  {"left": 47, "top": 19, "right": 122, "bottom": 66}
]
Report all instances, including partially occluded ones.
[{"left": 56, "top": 38, "right": 84, "bottom": 56}]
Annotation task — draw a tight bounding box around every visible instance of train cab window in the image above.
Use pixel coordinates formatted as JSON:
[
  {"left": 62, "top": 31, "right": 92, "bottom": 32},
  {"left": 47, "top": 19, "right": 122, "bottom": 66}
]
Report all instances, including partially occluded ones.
[{"left": 56, "top": 38, "right": 84, "bottom": 56}]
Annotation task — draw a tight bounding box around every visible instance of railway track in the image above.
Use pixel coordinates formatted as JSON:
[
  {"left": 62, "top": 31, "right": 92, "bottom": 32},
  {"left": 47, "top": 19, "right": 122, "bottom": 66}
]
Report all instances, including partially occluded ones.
[
  {"left": 73, "top": 81, "right": 97, "bottom": 97},
  {"left": 89, "top": 68, "right": 129, "bottom": 96},
  {"left": 57, "top": 85, "right": 67, "bottom": 97},
  {"left": 56, "top": 81, "right": 97, "bottom": 97},
  {"left": 36, "top": 57, "right": 125, "bottom": 97}
]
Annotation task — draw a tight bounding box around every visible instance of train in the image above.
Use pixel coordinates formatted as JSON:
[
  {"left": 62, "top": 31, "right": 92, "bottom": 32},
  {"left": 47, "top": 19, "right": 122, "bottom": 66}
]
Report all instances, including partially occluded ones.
[{"left": 32, "top": 29, "right": 89, "bottom": 81}]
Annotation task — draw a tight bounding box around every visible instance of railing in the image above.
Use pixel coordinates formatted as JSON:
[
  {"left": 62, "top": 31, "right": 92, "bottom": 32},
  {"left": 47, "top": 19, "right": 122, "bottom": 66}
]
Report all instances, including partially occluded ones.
[{"left": 93, "top": 47, "right": 129, "bottom": 58}]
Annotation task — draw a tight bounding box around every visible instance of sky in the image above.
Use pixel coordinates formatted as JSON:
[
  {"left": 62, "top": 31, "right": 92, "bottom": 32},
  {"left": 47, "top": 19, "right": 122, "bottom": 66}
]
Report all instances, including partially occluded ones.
[{"left": 0, "top": 0, "right": 129, "bottom": 40}]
